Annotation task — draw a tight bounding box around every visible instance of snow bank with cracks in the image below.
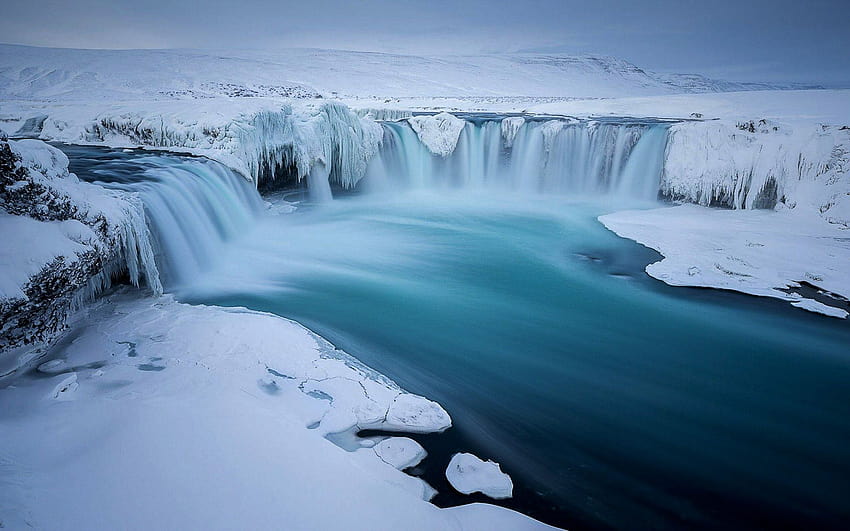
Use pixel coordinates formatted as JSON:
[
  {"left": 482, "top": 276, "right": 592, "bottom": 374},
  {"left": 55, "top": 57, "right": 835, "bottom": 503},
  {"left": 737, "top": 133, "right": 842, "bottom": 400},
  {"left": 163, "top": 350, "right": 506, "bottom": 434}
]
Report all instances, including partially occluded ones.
[{"left": 0, "top": 289, "right": 556, "bottom": 530}]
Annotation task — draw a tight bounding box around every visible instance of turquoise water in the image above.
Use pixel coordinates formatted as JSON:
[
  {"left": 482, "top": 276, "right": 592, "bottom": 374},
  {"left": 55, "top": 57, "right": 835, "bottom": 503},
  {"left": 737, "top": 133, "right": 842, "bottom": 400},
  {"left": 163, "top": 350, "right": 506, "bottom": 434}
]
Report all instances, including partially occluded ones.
[
  {"left": 180, "top": 192, "right": 850, "bottom": 531},
  {"left": 64, "top": 144, "right": 850, "bottom": 530}
]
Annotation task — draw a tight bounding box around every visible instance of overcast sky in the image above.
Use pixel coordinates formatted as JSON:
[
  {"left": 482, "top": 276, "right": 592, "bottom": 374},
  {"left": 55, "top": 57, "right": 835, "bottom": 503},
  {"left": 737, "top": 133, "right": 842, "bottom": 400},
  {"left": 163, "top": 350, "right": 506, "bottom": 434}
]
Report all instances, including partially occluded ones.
[{"left": 2, "top": 0, "right": 848, "bottom": 85}]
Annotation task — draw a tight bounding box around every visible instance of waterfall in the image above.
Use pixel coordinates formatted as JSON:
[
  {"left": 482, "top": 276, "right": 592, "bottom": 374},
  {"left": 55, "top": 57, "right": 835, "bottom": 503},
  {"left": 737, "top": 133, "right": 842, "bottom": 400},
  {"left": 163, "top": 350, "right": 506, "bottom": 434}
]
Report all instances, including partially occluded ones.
[
  {"left": 75, "top": 151, "right": 264, "bottom": 288},
  {"left": 67, "top": 116, "right": 669, "bottom": 286},
  {"left": 363, "top": 118, "right": 670, "bottom": 200}
]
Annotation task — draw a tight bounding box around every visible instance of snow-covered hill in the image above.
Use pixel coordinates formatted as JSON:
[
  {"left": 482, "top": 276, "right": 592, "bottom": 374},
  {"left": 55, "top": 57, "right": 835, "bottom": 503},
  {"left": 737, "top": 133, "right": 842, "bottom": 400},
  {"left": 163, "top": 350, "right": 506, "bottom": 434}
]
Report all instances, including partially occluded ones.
[{"left": 0, "top": 44, "right": 807, "bottom": 102}]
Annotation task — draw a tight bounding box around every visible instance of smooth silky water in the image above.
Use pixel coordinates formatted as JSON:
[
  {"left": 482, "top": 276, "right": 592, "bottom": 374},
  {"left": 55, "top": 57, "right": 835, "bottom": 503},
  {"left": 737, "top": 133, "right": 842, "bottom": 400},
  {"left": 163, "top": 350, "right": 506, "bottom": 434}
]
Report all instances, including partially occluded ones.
[{"left": 61, "top": 120, "right": 850, "bottom": 531}]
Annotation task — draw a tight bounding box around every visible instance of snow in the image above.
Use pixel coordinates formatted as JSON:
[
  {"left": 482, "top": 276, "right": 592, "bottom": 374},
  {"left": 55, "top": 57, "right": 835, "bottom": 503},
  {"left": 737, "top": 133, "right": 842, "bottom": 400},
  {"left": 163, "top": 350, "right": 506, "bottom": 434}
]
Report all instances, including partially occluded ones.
[
  {"left": 791, "top": 299, "right": 849, "bottom": 319},
  {"left": 1, "top": 139, "right": 161, "bottom": 301},
  {"left": 0, "top": 44, "right": 759, "bottom": 102},
  {"left": 599, "top": 204, "right": 850, "bottom": 318},
  {"left": 661, "top": 120, "right": 850, "bottom": 225},
  {"left": 2, "top": 40, "right": 848, "bottom": 530},
  {"left": 373, "top": 437, "right": 428, "bottom": 470},
  {"left": 527, "top": 89, "right": 850, "bottom": 124},
  {"left": 407, "top": 112, "right": 466, "bottom": 157},
  {"left": 501, "top": 117, "right": 526, "bottom": 148},
  {"left": 446, "top": 453, "right": 514, "bottom": 500},
  {"left": 1, "top": 99, "right": 384, "bottom": 189},
  {"left": 0, "top": 290, "right": 553, "bottom": 530},
  {"left": 0, "top": 215, "right": 94, "bottom": 299}
]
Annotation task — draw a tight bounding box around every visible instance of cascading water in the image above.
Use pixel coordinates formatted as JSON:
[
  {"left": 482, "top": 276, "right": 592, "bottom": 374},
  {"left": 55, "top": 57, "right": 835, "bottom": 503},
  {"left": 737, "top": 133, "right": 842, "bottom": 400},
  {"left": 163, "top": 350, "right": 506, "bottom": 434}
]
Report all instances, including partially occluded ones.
[
  {"left": 63, "top": 146, "right": 264, "bottom": 287},
  {"left": 52, "top": 117, "right": 850, "bottom": 531},
  {"left": 362, "top": 118, "right": 669, "bottom": 200}
]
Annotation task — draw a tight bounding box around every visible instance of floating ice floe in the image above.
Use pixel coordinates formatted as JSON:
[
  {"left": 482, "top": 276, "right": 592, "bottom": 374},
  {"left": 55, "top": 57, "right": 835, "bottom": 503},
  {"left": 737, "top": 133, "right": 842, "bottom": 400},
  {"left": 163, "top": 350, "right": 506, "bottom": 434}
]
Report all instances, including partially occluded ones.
[
  {"left": 446, "top": 452, "right": 514, "bottom": 499},
  {"left": 373, "top": 437, "right": 427, "bottom": 470}
]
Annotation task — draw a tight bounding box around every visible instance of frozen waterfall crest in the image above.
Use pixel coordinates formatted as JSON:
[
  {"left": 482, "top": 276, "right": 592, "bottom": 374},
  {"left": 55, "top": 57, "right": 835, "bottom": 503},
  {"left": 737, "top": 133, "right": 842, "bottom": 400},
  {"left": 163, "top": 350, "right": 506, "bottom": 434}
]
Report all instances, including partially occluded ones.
[{"left": 360, "top": 115, "right": 671, "bottom": 200}]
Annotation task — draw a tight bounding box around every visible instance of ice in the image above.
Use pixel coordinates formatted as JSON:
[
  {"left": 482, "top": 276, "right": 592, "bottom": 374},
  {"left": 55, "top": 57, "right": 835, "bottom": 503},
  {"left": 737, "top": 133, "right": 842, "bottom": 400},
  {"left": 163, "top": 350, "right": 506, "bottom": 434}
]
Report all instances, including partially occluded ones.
[
  {"left": 407, "top": 112, "right": 466, "bottom": 157},
  {"left": 661, "top": 120, "right": 850, "bottom": 224},
  {"left": 500, "top": 116, "right": 525, "bottom": 148},
  {"left": 373, "top": 437, "right": 427, "bottom": 470},
  {"left": 49, "top": 372, "right": 78, "bottom": 400},
  {"left": 446, "top": 452, "right": 514, "bottom": 499},
  {"left": 600, "top": 204, "right": 850, "bottom": 317},
  {"left": 37, "top": 359, "right": 66, "bottom": 373},
  {"left": 791, "top": 299, "right": 848, "bottom": 319},
  {"left": 2, "top": 139, "right": 162, "bottom": 299},
  {"left": 383, "top": 392, "right": 452, "bottom": 433},
  {"left": 0, "top": 290, "right": 547, "bottom": 529}
]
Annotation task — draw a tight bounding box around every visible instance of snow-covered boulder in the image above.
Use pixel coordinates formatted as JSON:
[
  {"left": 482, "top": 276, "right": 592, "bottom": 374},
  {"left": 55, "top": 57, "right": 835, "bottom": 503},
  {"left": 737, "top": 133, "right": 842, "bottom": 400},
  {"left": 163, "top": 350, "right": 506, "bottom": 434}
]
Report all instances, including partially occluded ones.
[
  {"left": 0, "top": 138, "right": 160, "bottom": 353},
  {"left": 407, "top": 112, "right": 466, "bottom": 157},
  {"left": 446, "top": 452, "right": 514, "bottom": 499}
]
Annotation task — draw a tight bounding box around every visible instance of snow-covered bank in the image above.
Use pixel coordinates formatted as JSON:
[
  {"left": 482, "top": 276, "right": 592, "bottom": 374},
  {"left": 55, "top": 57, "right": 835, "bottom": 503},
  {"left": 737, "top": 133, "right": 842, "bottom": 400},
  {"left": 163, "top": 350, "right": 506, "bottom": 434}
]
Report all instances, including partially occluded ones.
[
  {"left": 600, "top": 204, "right": 850, "bottom": 318},
  {"left": 0, "top": 138, "right": 159, "bottom": 353},
  {"left": 0, "top": 289, "right": 555, "bottom": 530}
]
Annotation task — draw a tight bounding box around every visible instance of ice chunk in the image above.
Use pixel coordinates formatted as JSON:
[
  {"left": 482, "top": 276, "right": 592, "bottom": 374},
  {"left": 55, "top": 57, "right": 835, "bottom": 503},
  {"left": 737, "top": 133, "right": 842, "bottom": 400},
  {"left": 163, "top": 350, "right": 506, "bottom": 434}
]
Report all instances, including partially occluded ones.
[
  {"left": 446, "top": 453, "right": 513, "bottom": 499},
  {"left": 791, "top": 299, "right": 848, "bottom": 319},
  {"left": 384, "top": 393, "right": 451, "bottom": 433},
  {"left": 373, "top": 437, "right": 426, "bottom": 470}
]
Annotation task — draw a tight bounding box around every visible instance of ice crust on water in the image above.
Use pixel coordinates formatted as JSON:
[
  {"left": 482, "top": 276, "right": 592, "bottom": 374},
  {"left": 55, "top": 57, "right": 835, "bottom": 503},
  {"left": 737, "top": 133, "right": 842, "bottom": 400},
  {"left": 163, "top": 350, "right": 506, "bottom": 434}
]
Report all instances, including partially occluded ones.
[
  {"left": 600, "top": 204, "right": 850, "bottom": 318},
  {"left": 790, "top": 298, "right": 849, "bottom": 319},
  {"left": 446, "top": 453, "right": 514, "bottom": 499}
]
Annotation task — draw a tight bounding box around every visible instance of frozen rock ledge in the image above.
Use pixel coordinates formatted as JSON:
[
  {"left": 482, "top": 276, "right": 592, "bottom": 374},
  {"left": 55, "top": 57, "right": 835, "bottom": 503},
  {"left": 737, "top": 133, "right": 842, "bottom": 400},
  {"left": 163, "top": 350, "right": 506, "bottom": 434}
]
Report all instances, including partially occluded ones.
[{"left": 446, "top": 452, "right": 514, "bottom": 499}]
